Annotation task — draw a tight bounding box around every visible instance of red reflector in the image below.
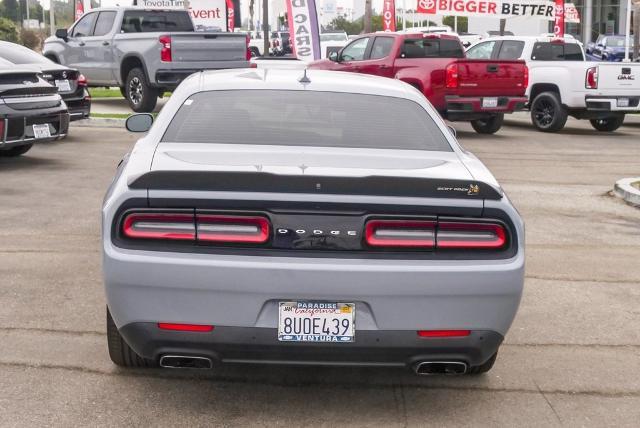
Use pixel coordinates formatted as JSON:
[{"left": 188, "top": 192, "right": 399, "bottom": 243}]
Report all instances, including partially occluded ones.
[
  {"left": 158, "top": 323, "right": 214, "bottom": 332},
  {"left": 196, "top": 215, "right": 270, "bottom": 243},
  {"left": 0, "top": 119, "right": 5, "bottom": 142},
  {"left": 365, "top": 220, "right": 435, "bottom": 248},
  {"left": 418, "top": 330, "right": 470, "bottom": 338},
  {"left": 436, "top": 222, "right": 506, "bottom": 249},
  {"left": 122, "top": 212, "right": 195, "bottom": 240}
]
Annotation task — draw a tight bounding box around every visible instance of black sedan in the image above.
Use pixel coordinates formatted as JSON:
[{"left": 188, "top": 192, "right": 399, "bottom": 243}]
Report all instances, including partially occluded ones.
[{"left": 0, "top": 41, "right": 90, "bottom": 121}]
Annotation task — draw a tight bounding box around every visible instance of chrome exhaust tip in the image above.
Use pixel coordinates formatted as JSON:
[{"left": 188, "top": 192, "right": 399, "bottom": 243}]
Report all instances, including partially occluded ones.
[
  {"left": 159, "top": 355, "right": 213, "bottom": 369},
  {"left": 413, "top": 361, "right": 468, "bottom": 375}
]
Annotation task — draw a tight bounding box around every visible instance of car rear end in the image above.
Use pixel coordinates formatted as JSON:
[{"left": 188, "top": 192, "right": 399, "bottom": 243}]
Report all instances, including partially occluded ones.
[
  {"left": 0, "top": 69, "right": 69, "bottom": 152},
  {"left": 584, "top": 63, "right": 640, "bottom": 113},
  {"left": 103, "top": 74, "right": 524, "bottom": 373},
  {"left": 40, "top": 68, "right": 90, "bottom": 121}
]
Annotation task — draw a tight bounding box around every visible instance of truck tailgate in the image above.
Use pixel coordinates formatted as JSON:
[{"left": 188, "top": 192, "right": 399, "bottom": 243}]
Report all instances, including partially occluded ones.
[
  {"left": 454, "top": 60, "right": 527, "bottom": 97},
  {"left": 170, "top": 32, "right": 247, "bottom": 62},
  {"left": 595, "top": 63, "right": 640, "bottom": 92}
]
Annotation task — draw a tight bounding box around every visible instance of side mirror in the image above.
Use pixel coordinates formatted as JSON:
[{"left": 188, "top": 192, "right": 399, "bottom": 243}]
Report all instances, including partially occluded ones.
[
  {"left": 126, "top": 113, "right": 153, "bottom": 133},
  {"left": 329, "top": 51, "right": 339, "bottom": 62},
  {"left": 55, "top": 28, "right": 68, "bottom": 40},
  {"left": 447, "top": 125, "right": 457, "bottom": 138}
]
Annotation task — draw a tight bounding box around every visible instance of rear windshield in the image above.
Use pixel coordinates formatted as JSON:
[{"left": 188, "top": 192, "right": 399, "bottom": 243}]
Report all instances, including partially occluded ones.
[
  {"left": 0, "top": 43, "right": 50, "bottom": 65},
  {"left": 531, "top": 42, "right": 584, "bottom": 61},
  {"left": 162, "top": 90, "right": 452, "bottom": 152},
  {"left": 121, "top": 11, "right": 194, "bottom": 33},
  {"left": 401, "top": 38, "right": 464, "bottom": 58}
]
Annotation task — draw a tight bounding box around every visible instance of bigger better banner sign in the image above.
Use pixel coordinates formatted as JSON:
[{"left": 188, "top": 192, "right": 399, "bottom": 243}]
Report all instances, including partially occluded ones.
[{"left": 416, "top": 0, "right": 555, "bottom": 19}]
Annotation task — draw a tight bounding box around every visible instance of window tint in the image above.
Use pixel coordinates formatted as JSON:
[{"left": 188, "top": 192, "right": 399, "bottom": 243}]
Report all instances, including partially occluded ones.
[
  {"left": 0, "top": 42, "right": 50, "bottom": 65},
  {"left": 71, "top": 12, "right": 97, "bottom": 37},
  {"left": 466, "top": 41, "right": 495, "bottom": 59},
  {"left": 341, "top": 38, "right": 369, "bottom": 61},
  {"left": 497, "top": 40, "right": 524, "bottom": 59},
  {"left": 121, "top": 11, "right": 194, "bottom": 33},
  {"left": 93, "top": 11, "right": 116, "bottom": 36},
  {"left": 401, "top": 38, "right": 464, "bottom": 58},
  {"left": 531, "top": 42, "right": 584, "bottom": 61},
  {"left": 162, "top": 90, "right": 452, "bottom": 152},
  {"left": 370, "top": 37, "right": 394, "bottom": 59}
]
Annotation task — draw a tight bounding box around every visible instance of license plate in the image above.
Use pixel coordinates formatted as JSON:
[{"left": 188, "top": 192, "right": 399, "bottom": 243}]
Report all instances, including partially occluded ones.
[
  {"left": 482, "top": 97, "right": 499, "bottom": 108},
  {"left": 617, "top": 98, "right": 630, "bottom": 107},
  {"left": 278, "top": 301, "right": 355, "bottom": 342},
  {"left": 33, "top": 124, "right": 52, "bottom": 139},
  {"left": 55, "top": 79, "right": 71, "bottom": 92}
]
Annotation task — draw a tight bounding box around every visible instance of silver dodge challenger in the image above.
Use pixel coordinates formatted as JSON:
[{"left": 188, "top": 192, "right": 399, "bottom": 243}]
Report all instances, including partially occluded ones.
[{"left": 103, "top": 69, "right": 524, "bottom": 375}]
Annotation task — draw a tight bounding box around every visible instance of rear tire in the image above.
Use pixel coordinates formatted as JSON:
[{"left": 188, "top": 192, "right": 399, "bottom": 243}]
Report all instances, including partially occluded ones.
[
  {"left": 530, "top": 92, "right": 568, "bottom": 133},
  {"left": 0, "top": 144, "right": 33, "bottom": 157},
  {"left": 470, "top": 114, "right": 504, "bottom": 134},
  {"left": 590, "top": 115, "right": 625, "bottom": 132},
  {"left": 249, "top": 47, "right": 260, "bottom": 57},
  {"left": 107, "top": 307, "right": 156, "bottom": 368},
  {"left": 467, "top": 352, "right": 498, "bottom": 375},
  {"left": 124, "top": 67, "right": 158, "bottom": 113}
]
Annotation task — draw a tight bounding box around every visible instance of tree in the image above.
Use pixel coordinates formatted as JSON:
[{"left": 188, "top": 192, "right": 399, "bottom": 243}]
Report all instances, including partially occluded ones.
[
  {"left": 442, "top": 16, "right": 468, "bottom": 33},
  {"left": 363, "top": 0, "right": 372, "bottom": 33},
  {"left": 0, "top": 17, "right": 19, "bottom": 42},
  {"left": 2, "top": 0, "right": 20, "bottom": 22},
  {"left": 328, "top": 16, "right": 363, "bottom": 35}
]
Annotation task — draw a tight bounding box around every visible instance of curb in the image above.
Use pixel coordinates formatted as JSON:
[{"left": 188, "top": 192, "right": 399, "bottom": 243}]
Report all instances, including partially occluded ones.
[
  {"left": 613, "top": 177, "right": 640, "bottom": 207},
  {"left": 72, "top": 118, "right": 125, "bottom": 128}
]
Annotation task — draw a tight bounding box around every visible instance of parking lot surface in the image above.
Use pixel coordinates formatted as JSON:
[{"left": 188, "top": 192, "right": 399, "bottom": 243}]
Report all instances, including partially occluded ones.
[{"left": 1, "top": 117, "right": 639, "bottom": 426}]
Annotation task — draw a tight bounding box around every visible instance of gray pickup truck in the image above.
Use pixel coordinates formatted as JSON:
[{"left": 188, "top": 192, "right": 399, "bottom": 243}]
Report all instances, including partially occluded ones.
[{"left": 43, "top": 7, "right": 250, "bottom": 112}]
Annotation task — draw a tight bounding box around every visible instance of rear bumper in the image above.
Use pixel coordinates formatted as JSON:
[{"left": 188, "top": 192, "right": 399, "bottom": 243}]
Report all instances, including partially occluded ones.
[
  {"left": 585, "top": 96, "right": 640, "bottom": 112},
  {"left": 445, "top": 96, "right": 528, "bottom": 120},
  {"left": 0, "top": 105, "right": 70, "bottom": 148},
  {"left": 155, "top": 62, "right": 250, "bottom": 87},
  {"left": 62, "top": 89, "right": 91, "bottom": 121},
  {"left": 119, "top": 323, "right": 503, "bottom": 368}
]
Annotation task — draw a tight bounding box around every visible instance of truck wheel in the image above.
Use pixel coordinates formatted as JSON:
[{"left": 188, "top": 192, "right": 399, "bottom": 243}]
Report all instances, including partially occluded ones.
[
  {"left": 590, "top": 115, "right": 625, "bottom": 132},
  {"left": 467, "top": 352, "right": 498, "bottom": 375},
  {"left": 249, "top": 47, "right": 260, "bottom": 58},
  {"left": 125, "top": 67, "right": 158, "bottom": 113},
  {"left": 530, "top": 92, "right": 568, "bottom": 133},
  {"left": 470, "top": 114, "right": 504, "bottom": 134},
  {"left": 107, "top": 307, "right": 156, "bottom": 368},
  {"left": 0, "top": 144, "right": 33, "bottom": 157}
]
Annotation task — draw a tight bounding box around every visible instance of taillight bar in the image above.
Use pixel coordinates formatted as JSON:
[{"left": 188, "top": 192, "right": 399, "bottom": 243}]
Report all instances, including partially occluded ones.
[
  {"left": 445, "top": 63, "right": 458, "bottom": 89},
  {"left": 196, "top": 214, "right": 270, "bottom": 244},
  {"left": 122, "top": 212, "right": 195, "bottom": 240},
  {"left": 159, "top": 35, "right": 172, "bottom": 62},
  {"left": 417, "top": 330, "right": 470, "bottom": 338},
  {"left": 585, "top": 66, "right": 598, "bottom": 89},
  {"left": 158, "top": 323, "right": 214, "bottom": 332},
  {"left": 365, "top": 219, "right": 507, "bottom": 250}
]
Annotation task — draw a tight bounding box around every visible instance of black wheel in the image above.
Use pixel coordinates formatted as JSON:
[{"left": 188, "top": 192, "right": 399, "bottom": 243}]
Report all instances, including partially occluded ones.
[
  {"left": 530, "top": 91, "right": 568, "bottom": 132},
  {"left": 124, "top": 67, "right": 158, "bottom": 113},
  {"left": 590, "top": 115, "right": 625, "bottom": 132},
  {"left": 470, "top": 114, "right": 504, "bottom": 134},
  {"left": 249, "top": 47, "right": 260, "bottom": 57},
  {"left": 0, "top": 144, "right": 33, "bottom": 157},
  {"left": 467, "top": 352, "right": 498, "bottom": 375},
  {"left": 107, "top": 307, "right": 156, "bottom": 368}
]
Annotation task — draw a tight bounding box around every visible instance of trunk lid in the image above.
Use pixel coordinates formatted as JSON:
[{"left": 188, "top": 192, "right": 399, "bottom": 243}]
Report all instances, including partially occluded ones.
[
  {"left": 595, "top": 63, "right": 640, "bottom": 92},
  {"left": 452, "top": 59, "right": 527, "bottom": 97},
  {"left": 170, "top": 32, "right": 247, "bottom": 62}
]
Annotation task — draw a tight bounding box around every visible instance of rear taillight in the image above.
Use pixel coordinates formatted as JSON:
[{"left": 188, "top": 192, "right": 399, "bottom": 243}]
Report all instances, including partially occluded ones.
[
  {"left": 417, "top": 330, "right": 470, "bottom": 338},
  {"left": 158, "top": 323, "right": 214, "bottom": 332},
  {"left": 196, "top": 214, "right": 270, "bottom": 244},
  {"left": 159, "top": 35, "right": 172, "bottom": 62},
  {"left": 436, "top": 222, "right": 506, "bottom": 249},
  {"left": 122, "top": 212, "right": 195, "bottom": 240},
  {"left": 445, "top": 63, "right": 458, "bottom": 89},
  {"left": 523, "top": 66, "right": 529, "bottom": 88},
  {"left": 364, "top": 219, "right": 507, "bottom": 250},
  {"left": 365, "top": 220, "right": 435, "bottom": 248},
  {"left": 77, "top": 74, "right": 87, "bottom": 87},
  {"left": 586, "top": 66, "right": 598, "bottom": 89},
  {"left": 0, "top": 119, "right": 5, "bottom": 142}
]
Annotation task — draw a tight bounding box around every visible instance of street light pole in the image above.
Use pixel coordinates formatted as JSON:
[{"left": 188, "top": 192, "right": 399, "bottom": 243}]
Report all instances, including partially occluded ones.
[
  {"left": 50, "top": 0, "right": 55, "bottom": 36},
  {"left": 624, "top": 0, "right": 632, "bottom": 61}
]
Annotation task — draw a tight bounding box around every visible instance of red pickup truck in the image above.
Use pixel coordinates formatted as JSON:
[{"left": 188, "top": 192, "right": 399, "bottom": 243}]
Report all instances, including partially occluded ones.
[{"left": 308, "top": 33, "right": 528, "bottom": 134}]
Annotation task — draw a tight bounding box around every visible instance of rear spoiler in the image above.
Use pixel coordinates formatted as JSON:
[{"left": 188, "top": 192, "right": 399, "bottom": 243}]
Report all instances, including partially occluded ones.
[{"left": 129, "top": 171, "right": 503, "bottom": 200}]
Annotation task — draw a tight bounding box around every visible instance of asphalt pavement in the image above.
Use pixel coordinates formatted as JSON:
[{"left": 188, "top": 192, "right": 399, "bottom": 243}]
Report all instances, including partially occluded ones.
[{"left": 1, "top": 117, "right": 639, "bottom": 426}]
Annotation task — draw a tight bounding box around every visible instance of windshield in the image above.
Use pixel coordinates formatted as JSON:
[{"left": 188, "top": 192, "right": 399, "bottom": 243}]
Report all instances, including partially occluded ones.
[
  {"left": 321, "top": 33, "right": 348, "bottom": 42},
  {"left": 162, "top": 90, "right": 452, "bottom": 152},
  {"left": 607, "top": 37, "right": 632, "bottom": 47},
  {"left": 0, "top": 43, "right": 50, "bottom": 65}
]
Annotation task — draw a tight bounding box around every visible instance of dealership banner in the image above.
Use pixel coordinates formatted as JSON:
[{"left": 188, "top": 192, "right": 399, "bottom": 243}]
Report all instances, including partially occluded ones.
[
  {"left": 286, "top": 0, "right": 322, "bottom": 61},
  {"left": 75, "top": 0, "right": 85, "bottom": 21},
  {"left": 134, "top": 0, "right": 227, "bottom": 30},
  {"left": 417, "top": 0, "right": 556, "bottom": 19},
  {"left": 225, "top": 0, "right": 235, "bottom": 31},
  {"left": 382, "top": 0, "right": 397, "bottom": 32}
]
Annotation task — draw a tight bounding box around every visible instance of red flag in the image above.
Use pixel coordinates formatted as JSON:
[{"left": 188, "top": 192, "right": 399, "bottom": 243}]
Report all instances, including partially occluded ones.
[
  {"left": 75, "top": 0, "right": 85, "bottom": 21},
  {"left": 416, "top": 0, "right": 436, "bottom": 14},
  {"left": 382, "top": 0, "right": 396, "bottom": 32},
  {"left": 226, "top": 0, "right": 235, "bottom": 32},
  {"left": 553, "top": 0, "right": 565, "bottom": 37}
]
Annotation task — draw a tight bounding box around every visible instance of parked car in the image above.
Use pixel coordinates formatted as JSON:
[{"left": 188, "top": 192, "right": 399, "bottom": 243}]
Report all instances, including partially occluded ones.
[
  {"left": 0, "top": 64, "right": 69, "bottom": 157},
  {"left": 467, "top": 36, "right": 640, "bottom": 132},
  {"left": 588, "top": 35, "right": 634, "bottom": 61},
  {"left": 248, "top": 31, "right": 266, "bottom": 57},
  {"left": 43, "top": 7, "right": 250, "bottom": 112},
  {"left": 270, "top": 31, "right": 292, "bottom": 56},
  {"left": 103, "top": 68, "right": 524, "bottom": 375},
  {"left": 308, "top": 33, "right": 528, "bottom": 134},
  {"left": 320, "top": 31, "right": 349, "bottom": 59},
  {"left": 0, "top": 41, "right": 90, "bottom": 121}
]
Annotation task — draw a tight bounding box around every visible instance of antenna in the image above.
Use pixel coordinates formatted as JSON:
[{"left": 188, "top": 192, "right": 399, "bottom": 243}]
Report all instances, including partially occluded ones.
[{"left": 298, "top": 68, "right": 311, "bottom": 84}]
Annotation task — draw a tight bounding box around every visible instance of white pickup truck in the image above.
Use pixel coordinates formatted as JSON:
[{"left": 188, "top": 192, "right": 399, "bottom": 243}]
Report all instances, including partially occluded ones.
[{"left": 467, "top": 36, "right": 640, "bottom": 132}]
